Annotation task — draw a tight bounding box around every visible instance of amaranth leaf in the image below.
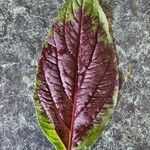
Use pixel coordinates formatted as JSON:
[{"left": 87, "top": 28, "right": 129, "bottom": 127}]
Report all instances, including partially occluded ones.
[{"left": 33, "top": 0, "right": 119, "bottom": 150}]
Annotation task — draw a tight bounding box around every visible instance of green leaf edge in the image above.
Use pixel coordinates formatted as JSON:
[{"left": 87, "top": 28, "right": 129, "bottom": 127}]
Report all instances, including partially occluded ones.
[
  {"left": 48, "top": 0, "right": 112, "bottom": 43},
  {"left": 33, "top": 80, "right": 66, "bottom": 150},
  {"left": 76, "top": 84, "right": 119, "bottom": 150}
]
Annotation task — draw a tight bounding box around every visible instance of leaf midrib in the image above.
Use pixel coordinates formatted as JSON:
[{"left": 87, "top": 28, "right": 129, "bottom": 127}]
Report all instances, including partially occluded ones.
[{"left": 68, "top": 1, "right": 83, "bottom": 150}]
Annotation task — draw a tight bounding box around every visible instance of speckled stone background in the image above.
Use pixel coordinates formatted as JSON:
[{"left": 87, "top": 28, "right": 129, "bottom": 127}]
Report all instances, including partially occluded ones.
[{"left": 0, "top": 0, "right": 150, "bottom": 150}]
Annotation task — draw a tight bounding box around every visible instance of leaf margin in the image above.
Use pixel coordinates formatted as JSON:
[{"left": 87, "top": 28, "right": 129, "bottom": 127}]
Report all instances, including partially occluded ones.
[{"left": 33, "top": 80, "right": 66, "bottom": 150}]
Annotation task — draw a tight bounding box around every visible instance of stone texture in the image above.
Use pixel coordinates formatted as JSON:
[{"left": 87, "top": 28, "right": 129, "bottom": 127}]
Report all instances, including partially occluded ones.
[{"left": 0, "top": 0, "right": 149, "bottom": 150}]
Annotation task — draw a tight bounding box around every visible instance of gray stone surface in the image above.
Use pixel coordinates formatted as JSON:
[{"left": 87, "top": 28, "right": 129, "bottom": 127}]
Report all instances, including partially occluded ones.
[{"left": 0, "top": 0, "right": 149, "bottom": 150}]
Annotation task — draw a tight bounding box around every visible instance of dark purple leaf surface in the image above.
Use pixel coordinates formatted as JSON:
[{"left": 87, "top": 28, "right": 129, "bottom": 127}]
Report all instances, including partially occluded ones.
[{"left": 34, "top": 0, "right": 119, "bottom": 149}]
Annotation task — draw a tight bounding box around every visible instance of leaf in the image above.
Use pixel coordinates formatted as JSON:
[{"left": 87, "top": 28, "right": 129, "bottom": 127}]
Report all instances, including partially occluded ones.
[{"left": 33, "top": 0, "right": 119, "bottom": 150}]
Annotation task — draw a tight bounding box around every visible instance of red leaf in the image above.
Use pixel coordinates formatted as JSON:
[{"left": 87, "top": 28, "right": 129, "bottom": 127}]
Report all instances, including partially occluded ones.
[{"left": 34, "top": 1, "right": 119, "bottom": 150}]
